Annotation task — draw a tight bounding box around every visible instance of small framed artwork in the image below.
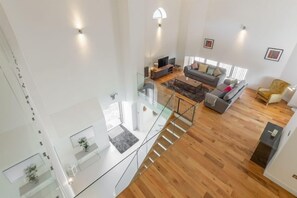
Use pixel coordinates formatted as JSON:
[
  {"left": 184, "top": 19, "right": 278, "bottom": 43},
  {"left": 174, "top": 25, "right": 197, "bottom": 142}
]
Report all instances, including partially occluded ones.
[
  {"left": 264, "top": 48, "right": 284, "bottom": 62},
  {"left": 204, "top": 38, "right": 214, "bottom": 49}
]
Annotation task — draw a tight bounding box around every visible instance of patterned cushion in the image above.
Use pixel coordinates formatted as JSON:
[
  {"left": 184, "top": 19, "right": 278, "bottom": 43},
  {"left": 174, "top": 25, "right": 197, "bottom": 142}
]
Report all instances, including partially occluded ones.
[
  {"left": 198, "top": 63, "right": 208, "bottom": 73},
  {"left": 206, "top": 67, "right": 215, "bottom": 75},
  {"left": 213, "top": 67, "right": 222, "bottom": 77},
  {"left": 191, "top": 62, "right": 199, "bottom": 70}
]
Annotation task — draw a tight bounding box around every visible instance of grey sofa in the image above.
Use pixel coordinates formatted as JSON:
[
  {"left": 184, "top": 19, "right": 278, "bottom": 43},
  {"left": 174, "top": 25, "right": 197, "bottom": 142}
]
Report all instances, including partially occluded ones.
[
  {"left": 184, "top": 64, "right": 226, "bottom": 87},
  {"left": 204, "top": 80, "right": 248, "bottom": 114}
]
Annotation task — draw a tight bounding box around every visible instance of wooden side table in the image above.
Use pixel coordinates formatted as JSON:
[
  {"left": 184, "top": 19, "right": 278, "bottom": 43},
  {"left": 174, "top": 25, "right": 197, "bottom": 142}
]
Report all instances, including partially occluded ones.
[{"left": 250, "top": 122, "right": 283, "bottom": 168}]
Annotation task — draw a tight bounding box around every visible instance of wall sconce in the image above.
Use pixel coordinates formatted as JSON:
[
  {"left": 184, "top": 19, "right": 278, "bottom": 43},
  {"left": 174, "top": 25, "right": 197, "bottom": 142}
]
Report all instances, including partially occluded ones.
[
  {"left": 241, "top": 25, "right": 247, "bottom": 30},
  {"left": 78, "top": 29, "right": 83, "bottom": 34},
  {"left": 110, "top": 92, "right": 118, "bottom": 100}
]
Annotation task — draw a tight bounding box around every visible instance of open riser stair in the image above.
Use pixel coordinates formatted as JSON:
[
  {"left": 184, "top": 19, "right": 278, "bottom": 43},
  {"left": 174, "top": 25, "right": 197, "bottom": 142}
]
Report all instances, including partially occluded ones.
[{"left": 134, "top": 113, "right": 192, "bottom": 178}]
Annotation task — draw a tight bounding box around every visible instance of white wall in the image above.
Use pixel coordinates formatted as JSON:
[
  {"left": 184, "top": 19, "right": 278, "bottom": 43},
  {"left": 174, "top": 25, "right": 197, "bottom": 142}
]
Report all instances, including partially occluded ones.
[
  {"left": 181, "top": 0, "right": 297, "bottom": 89},
  {"left": 0, "top": 0, "right": 125, "bottom": 116},
  {"left": 179, "top": 0, "right": 209, "bottom": 65},
  {"left": 50, "top": 98, "right": 110, "bottom": 169},
  {"left": 281, "top": 43, "right": 297, "bottom": 86},
  {"left": 143, "top": 0, "right": 181, "bottom": 66}
]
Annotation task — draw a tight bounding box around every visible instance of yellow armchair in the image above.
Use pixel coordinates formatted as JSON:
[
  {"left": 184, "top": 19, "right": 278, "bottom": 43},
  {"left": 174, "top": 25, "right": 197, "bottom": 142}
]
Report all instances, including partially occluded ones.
[{"left": 256, "top": 79, "right": 290, "bottom": 105}]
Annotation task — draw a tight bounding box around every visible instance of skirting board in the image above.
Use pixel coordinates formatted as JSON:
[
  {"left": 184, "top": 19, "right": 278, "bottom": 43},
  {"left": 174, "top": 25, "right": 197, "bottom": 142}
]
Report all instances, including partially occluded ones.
[{"left": 264, "top": 170, "right": 297, "bottom": 196}]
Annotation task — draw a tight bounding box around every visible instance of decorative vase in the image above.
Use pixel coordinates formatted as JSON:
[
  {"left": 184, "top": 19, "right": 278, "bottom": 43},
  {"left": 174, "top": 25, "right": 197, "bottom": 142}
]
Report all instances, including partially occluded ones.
[{"left": 84, "top": 146, "right": 89, "bottom": 152}]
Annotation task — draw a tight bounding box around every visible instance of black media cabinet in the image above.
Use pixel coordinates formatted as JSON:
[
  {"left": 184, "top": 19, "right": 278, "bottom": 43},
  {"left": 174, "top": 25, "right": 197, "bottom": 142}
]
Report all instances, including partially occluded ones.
[{"left": 150, "top": 64, "right": 173, "bottom": 80}]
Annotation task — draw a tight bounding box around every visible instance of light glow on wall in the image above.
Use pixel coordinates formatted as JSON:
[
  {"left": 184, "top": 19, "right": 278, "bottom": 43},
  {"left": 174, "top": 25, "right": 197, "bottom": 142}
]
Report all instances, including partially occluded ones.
[
  {"left": 237, "top": 29, "right": 247, "bottom": 45},
  {"left": 156, "top": 19, "right": 162, "bottom": 41},
  {"left": 73, "top": 11, "right": 83, "bottom": 30},
  {"left": 73, "top": 11, "right": 88, "bottom": 54}
]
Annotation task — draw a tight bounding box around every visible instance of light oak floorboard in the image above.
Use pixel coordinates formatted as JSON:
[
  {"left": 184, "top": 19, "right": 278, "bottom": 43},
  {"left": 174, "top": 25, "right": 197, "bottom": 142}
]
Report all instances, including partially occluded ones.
[{"left": 119, "top": 72, "right": 294, "bottom": 198}]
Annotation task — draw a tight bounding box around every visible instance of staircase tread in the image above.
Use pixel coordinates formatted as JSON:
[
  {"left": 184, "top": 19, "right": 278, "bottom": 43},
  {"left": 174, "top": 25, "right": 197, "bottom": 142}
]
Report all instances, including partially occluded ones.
[
  {"left": 149, "top": 151, "right": 159, "bottom": 161},
  {"left": 162, "top": 130, "right": 178, "bottom": 143},
  {"left": 153, "top": 144, "right": 165, "bottom": 155},
  {"left": 144, "top": 158, "right": 153, "bottom": 167},
  {"left": 158, "top": 136, "right": 171, "bottom": 148},
  {"left": 167, "top": 124, "right": 185, "bottom": 137},
  {"left": 171, "top": 118, "right": 191, "bottom": 131}
]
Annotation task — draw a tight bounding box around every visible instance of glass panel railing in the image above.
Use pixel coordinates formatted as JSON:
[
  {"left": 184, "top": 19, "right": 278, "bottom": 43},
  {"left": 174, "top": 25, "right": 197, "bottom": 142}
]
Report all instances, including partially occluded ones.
[
  {"left": 114, "top": 100, "right": 196, "bottom": 195},
  {"left": 72, "top": 73, "right": 197, "bottom": 198},
  {"left": 73, "top": 96, "right": 196, "bottom": 198},
  {"left": 114, "top": 91, "right": 175, "bottom": 194},
  {"left": 137, "top": 73, "right": 174, "bottom": 108}
]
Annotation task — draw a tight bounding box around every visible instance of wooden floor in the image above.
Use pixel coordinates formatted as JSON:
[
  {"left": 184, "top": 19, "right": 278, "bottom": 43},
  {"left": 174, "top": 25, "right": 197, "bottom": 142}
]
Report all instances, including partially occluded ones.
[{"left": 119, "top": 72, "right": 295, "bottom": 198}]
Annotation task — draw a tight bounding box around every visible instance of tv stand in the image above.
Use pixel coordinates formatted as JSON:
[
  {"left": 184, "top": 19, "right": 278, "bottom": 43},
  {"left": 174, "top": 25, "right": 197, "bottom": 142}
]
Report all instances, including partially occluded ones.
[{"left": 150, "top": 64, "right": 173, "bottom": 80}]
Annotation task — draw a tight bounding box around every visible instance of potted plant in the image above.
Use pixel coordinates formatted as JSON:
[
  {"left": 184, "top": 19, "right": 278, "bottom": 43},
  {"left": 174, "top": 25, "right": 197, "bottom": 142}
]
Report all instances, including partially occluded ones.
[
  {"left": 24, "top": 164, "right": 38, "bottom": 183},
  {"left": 78, "top": 137, "right": 89, "bottom": 152}
]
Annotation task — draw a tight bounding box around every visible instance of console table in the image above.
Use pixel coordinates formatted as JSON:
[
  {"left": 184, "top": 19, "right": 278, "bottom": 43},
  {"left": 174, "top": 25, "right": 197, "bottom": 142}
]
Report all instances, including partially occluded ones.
[
  {"left": 250, "top": 122, "right": 283, "bottom": 168},
  {"left": 75, "top": 143, "right": 100, "bottom": 169},
  {"left": 150, "top": 64, "right": 173, "bottom": 80},
  {"left": 19, "top": 171, "right": 55, "bottom": 197}
]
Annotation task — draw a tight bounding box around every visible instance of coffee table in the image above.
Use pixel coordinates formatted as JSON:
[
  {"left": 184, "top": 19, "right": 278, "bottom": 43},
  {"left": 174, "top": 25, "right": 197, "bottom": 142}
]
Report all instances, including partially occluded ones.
[{"left": 174, "top": 76, "right": 202, "bottom": 93}]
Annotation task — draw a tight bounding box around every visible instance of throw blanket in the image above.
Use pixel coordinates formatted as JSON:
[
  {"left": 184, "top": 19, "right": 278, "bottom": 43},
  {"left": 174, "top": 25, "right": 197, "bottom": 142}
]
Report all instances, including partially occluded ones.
[{"left": 205, "top": 93, "right": 218, "bottom": 106}]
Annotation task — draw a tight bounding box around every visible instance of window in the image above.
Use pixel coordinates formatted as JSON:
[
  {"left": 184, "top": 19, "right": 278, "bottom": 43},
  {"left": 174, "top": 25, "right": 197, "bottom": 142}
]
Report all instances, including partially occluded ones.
[
  {"left": 231, "top": 66, "right": 248, "bottom": 80},
  {"left": 183, "top": 56, "right": 190, "bottom": 66},
  {"left": 194, "top": 56, "right": 205, "bottom": 63},
  {"left": 152, "top": 8, "right": 167, "bottom": 19},
  {"left": 206, "top": 59, "right": 218, "bottom": 66},
  {"left": 219, "top": 63, "right": 232, "bottom": 77},
  {"left": 189, "top": 57, "right": 195, "bottom": 65},
  {"left": 103, "top": 102, "right": 122, "bottom": 131}
]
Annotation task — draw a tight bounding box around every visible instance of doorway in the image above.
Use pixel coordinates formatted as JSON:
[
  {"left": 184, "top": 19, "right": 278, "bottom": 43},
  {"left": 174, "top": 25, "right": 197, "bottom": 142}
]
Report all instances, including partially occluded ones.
[{"left": 103, "top": 102, "right": 122, "bottom": 131}]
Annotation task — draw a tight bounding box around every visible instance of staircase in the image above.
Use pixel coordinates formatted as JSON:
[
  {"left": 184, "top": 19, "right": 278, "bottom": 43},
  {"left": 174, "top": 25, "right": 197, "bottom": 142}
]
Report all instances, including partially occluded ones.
[{"left": 135, "top": 113, "right": 191, "bottom": 177}]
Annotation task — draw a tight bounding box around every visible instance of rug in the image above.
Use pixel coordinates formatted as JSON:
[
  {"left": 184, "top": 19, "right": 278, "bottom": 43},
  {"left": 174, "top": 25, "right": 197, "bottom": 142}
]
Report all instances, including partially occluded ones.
[
  {"left": 108, "top": 125, "right": 139, "bottom": 154},
  {"left": 161, "top": 79, "right": 210, "bottom": 103}
]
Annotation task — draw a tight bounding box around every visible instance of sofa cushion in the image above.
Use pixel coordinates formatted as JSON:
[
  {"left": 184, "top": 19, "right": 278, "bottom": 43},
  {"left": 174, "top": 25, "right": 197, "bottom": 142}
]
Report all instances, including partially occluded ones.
[
  {"left": 198, "top": 63, "right": 208, "bottom": 73},
  {"left": 211, "top": 89, "right": 226, "bottom": 98},
  {"left": 224, "top": 85, "right": 233, "bottom": 92},
  {"left": 198, "top": 72, "right": 216, "bottom": 81},
  {"left": 188, "top": 70, "right": 217, "bottom": 82},
  {"left": 191, "top": 62, "right": 198, "bottom": 70},
  {"left": 223, "top": 86, "right": 240, "bottom": 100},
  {"left": 223, "top": 81, "right": 246, "bottom": 101},
  {"left": 217, "top": 84, "right": 228, "bottom": 91},
  {"left": 258, "top": 91, "right": 272, "bottom": 99},
  {"left": 206, "top": 67, "right": 215, "bottom": 75},
  {"left": 213, "top": 67, "right": 222, "bottom": 77},
  {"left": 224, "top": 78, "right": 238, "bottom": 87}
]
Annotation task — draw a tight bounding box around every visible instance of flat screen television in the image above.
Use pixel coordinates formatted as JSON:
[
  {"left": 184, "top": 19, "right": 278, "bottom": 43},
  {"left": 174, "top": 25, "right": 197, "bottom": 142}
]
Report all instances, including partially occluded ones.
[{"left": 158, "top": 56, "right": 169, "bottom": 68}]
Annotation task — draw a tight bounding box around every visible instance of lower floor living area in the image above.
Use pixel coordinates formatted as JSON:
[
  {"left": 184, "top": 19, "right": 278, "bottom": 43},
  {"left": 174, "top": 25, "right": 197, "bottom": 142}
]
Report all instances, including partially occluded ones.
[{"left": 119, "top": 70, "right": 295, "bottom": 197}]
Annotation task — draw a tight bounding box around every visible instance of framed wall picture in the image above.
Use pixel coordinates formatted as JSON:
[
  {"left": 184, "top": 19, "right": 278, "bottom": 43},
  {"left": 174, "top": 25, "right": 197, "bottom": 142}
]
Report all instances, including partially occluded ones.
[
  {"left": 264, "top": 48, "right": 284, "bottom": 62},
  {"left": 203, "top": 38, "right": 214, "bottom": 49}
]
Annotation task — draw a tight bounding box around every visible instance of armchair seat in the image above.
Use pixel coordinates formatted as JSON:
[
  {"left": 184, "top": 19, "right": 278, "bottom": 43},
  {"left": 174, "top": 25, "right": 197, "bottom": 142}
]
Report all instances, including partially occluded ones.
[
  {"left": 257, "top": 90, "right": 272, "bottom": 99},
  {"left": 256, "top": 79, "right": 290, "bottom": 105}
]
